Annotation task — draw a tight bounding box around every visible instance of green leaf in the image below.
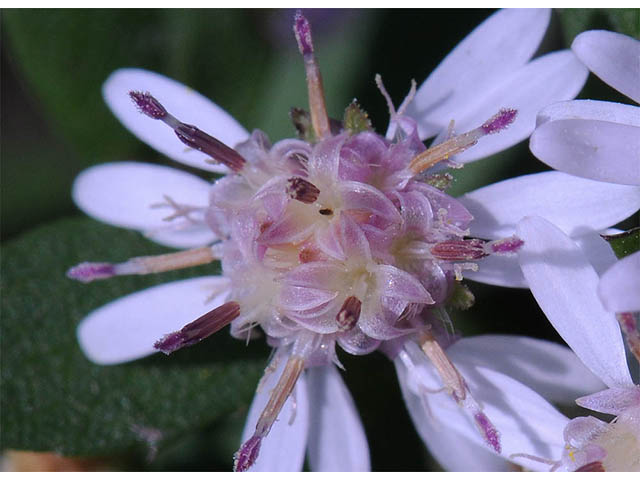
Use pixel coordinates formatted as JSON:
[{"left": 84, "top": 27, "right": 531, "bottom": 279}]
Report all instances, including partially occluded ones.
[
  {"left": 1, "top": 217, "right": 267, "bottom": 458},
  {"left": 602, "top": 227, "right": 640, "bottom": 260}
]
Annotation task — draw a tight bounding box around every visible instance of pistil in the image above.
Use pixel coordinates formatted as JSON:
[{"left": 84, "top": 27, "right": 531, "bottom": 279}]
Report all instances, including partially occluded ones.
[
  {"left": 67, "top": 246, "right": 217, "bottom": 283},
  {"left": 234, "top": 355, "right": 305, "bottom": 471},
  {"left": 294, "top": 11, "right": 331, "bottom": 141},
  {"left": 129, "top": 91, "right": 246, "bottom": 172},
  {"left": 408, "top": 108, "right": 517, "bottom": 175}
]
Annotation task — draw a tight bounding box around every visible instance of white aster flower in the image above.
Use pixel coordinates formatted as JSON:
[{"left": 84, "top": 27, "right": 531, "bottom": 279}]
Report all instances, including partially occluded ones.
[
  {"left": 66, "top": 9, "right": 635, "bottom": 470},
  {"left": 530, "top": 30, "right": 640, "bottom": 186}
]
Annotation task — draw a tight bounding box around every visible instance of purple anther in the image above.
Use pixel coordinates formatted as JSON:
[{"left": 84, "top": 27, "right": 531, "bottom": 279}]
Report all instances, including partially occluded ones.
[
  {"left": 575, "top": 461, "right": 605, "bottom": 472},
  {"left": 474, "top": 412, "right": 501, "bottom": 453},
  {"left": 154, "top": 301, "right": 240, "bottom": 354},
  {"left": 129, "top": 91, "right": 168, "bottom": 119},
  {"left": 481, "top": 108, "right": 517, "bottom": 135},
  {"left": 293, "top": 10, "right": 313, "bottom": 55},
  {"left": 233, "top": 435, "right": 262, "bottom": 472},
  {"left": 66, "top": 262, "right": 116, "bottom": 283},
  {"left": 431, "top": 239, "right": 488, "bottom": 261},
  {"left": 489, "top": 235, "right": 524, "bottom": 255},
  {"left": 174, "top": 123, "right": 246, "bottom": 173},
  {"left": 617, "top": 312, "right": 637, "bottom": 335},
  {"left": 286, "top": 177, "right": 320, "bottom": 204},
  {"left": 336, "top": 296, "right": 362, "bottom": 331}
]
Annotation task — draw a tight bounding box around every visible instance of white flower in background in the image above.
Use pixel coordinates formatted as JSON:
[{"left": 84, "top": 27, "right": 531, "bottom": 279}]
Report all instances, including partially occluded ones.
[
  {"left": 66, "top": 9, "right": 637, "bottom": 471},
  {"left": 530, "top": 30, "right": 640, "bottom": 186},
  {"left": 403, "top": 216, "right": 639, "bottom": 471}
]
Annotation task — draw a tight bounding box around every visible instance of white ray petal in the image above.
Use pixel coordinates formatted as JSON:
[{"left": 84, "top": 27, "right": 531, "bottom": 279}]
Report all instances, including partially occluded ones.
[
  {"left": 449, "top": 335, "right": 606, "bottom": 403},
  {"left": 409, "top": 9, "right": 551, "bottom": 140},
  {"left": 572, "top": 30, "right": 640, "bottom": 103},
  {"left": 530, "top": 117, "right": 640, "bottom": 186},
  {"left": 77, "top": 276, "right": 230, "bottom": 365},
  {"left": 103, "top": 68, "right": 249, "bottom": 172},
  {"left": 72, "top": 162, "right": 216, "bottom": 248},
  {"left": 461, "top": 171, "right": 640, "bottom": 239},
  {"left": 240, "top": 353, "right": 309, "bottom": 472},
  {"left": 598, "top": 251, "right": 640, "bottom": 313},
  {"left": 517, "top": 216, "right": 633, "bottom": 387},
  {"left": 306, "top": 364, "right": 370, "bottom": 472}
]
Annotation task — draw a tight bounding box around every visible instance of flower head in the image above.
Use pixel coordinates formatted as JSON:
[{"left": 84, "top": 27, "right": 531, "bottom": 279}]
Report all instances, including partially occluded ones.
[{"left": 67, "top": 9, "right": 614, "bottom": 471}]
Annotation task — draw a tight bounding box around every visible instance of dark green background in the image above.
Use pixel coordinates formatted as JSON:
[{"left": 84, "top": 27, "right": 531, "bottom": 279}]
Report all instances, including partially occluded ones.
[{"left": 2, "top": 8, "right": 638, "bottom": 471}]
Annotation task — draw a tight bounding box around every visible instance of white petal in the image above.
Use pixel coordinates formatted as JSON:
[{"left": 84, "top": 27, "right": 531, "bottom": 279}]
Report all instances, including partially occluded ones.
[
  {"left": 449, "top": 335, "right": 606, "bottom": 403},
  {"left": 598, "top": 251, "right": 640, "bottom": 313},
  {"left": 409, "top": 9, "right": 551, "bottom": 140},
  {"left": 240, "top": 353, "right": 309, "bottom": 472},
  {"left": 451, "top": 50, "right": 588, "bottom": 163},
  {"left": 461, "top": 171, "right": 640, "bottom": 239},
  {"left": 103, "top": 68, "right": 249, "bottom": 172},
  {"left": 536, "top": 99, "right": 640, "bottom": 127},
  {"left": 395, "top": 360, "right": 513, "bottom": 472},
  {"left": 306, "top": 364, "right": 370, "bottom": 472},
  {"left": 530, "top": 117, "right": 640, "bottom": 186},
  {"left": 516, "top": 216, "right": 633, "bottom": 387},
  {"left": 72, "top": 162, "right": 216, "bottom": 248},
  {"left": 466, "top": 228, "right": 618, "bottom": 288},
  {"left": 572, "top": 30, "right": 640, "bottom": 103},
  {"left": 77, "top": 276, "right": 229, "bottom": 365}
]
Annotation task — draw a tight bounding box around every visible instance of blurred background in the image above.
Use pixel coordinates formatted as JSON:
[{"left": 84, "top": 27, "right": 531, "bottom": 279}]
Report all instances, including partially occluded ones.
[{"left": 2, "top": 8, "right": 638, "bottom": 471}]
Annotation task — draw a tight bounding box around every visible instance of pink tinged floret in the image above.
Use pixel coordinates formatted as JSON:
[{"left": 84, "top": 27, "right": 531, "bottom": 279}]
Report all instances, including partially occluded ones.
[
  {"left": 154, "top": 301, "right": 240, "bottom": 354},
  {"left": 233, "top": 434, "right": 261, "bottom": 472},
  {"left": 128, "top": 91, "right": 246, "bottom": 173},
  {"left": 473, "top": 411, "right": 502, "bottom": 454},
  {"left": 66, "top": 262, "right": 116, "bottom": 283},
  {"left": 480, "top": 108, "right": 518, "bottom": 135}
]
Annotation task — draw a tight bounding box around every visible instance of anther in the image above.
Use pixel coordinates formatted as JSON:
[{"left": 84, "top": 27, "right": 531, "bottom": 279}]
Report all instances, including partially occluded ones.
[
  {"left": 154, "top": 301, "right": 240, "bottom": 354},
  {"left": 408, "top": 108, "right": 518, "bottom": 175},
  {"left": 67, "top": 247, "right": 217, "bottom": 283},
  {"left": 431, "top": 239, "right": 488, "bottom": 261},
  {"left": 336, "top": 296, "right": 362, "bottom": 331},
  {"left": 129, "top": 91, "right": 246, "bottom": 172},
  {"left": 575, "top": 461, "right": 605, "bottom": 472},
  {"left": 286, "top": 177, "right": 320, "bottom": 204},
  {"left": 233, "top": 355, "right": 305, "bottom": 471},
  {"left": 293, "top": 11, "right": 331, "bottom": 140}
]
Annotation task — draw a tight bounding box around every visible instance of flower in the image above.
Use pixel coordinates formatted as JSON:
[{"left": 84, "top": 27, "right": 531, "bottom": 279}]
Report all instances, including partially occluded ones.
[
  {"left": 67, "top": 9, "right": 630, "bottom": 471},
  {"left": 530, "top": 30, "right": 640, "bottom": 186}
]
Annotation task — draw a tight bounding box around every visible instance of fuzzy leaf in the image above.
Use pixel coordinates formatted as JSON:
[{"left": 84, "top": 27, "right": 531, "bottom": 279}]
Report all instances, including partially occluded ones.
[{"left": 0, "top": 217, "right": 267, "bottom": 458}]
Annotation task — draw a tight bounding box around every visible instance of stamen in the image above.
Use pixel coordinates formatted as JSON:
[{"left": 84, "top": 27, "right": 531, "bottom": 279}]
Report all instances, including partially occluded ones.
[
  {"left": 408, "top": 108, "right": 518, "bottom": 175},
  {"left": 129, "top": 91, "right": 246, "bottom": 172},
  {"left": 431, "top": 239, "right": 488, "bottom": 261},
  {"left": 66, "top": 247, "right": 217, "bottom": 283},
  {"left": 154, "top": 301, "right": 240, "bottom": 354},
  {"left": 575, "top": 461, "right": 605, "bottom": 472},
  {"left": 233, "top": 355, "right": 305, "bottom": 471},
  {"left": 286, "top": 176, "right": 320, "bottom": 204},
  {"left": 293, "top": 11, "right": 331, "bottom": 140},
  {"left": 336, "top": 296, "right": 362, "bottom": 331}
]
